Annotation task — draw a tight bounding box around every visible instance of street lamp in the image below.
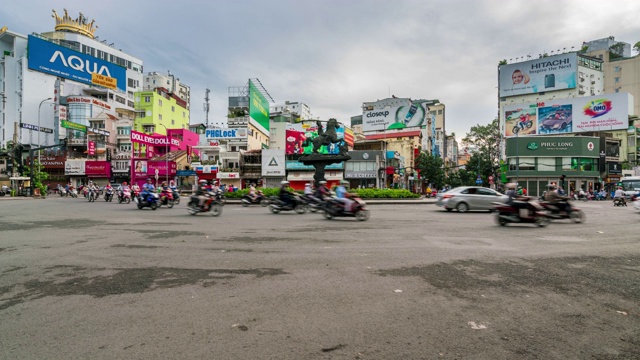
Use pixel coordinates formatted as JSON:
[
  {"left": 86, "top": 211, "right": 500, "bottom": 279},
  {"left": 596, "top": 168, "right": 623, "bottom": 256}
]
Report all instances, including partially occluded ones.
[
  {"left": 156, "top": 124, "right": 169, "bottom": 185},
  {"left": 37, "top": 98, "right": 53, "bottom": 163}
]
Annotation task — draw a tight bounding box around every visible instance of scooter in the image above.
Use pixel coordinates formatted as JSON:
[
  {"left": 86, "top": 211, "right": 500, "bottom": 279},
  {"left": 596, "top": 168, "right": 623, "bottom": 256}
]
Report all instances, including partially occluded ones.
[
  {"left": 137, "top": 192, "right": 160, "bottom": 210},
  {"left": 494, "top": 200, "right": 550, "bottom": 227},
  {"left": 118, "top": 189, "right": 132, "bottom": 204},
  {"left": 303, "top": 194, "right": 323, "bottom": 213},
  {"left": 159, "top": 190, "right": 175, "bottom": 208},
  {"left": 613, "top": 197, "right": 627, "bottom": 207},
  {"left": 104, "top": 188, "right": 114, "bottom": 202},
  {"left": 539, "top": 201, "right": 585, "bottom": 223},
  {"left": 241, "top": 191, "right": 269, "bottom": 207},
  {"left": 187, "top": 193, "right": 222, "bottom": 216},
  {"left": 269, "top": 195, "right": 306, "bottom": 214},
  {"left": 171, "top": 189, "right": 180, "bottom": 205},
  {"left": 321, "top": 196, "right": 370, "bottom": 221},
  {"left": 87, "top": 189, "right": 97, "bottom": 202}
]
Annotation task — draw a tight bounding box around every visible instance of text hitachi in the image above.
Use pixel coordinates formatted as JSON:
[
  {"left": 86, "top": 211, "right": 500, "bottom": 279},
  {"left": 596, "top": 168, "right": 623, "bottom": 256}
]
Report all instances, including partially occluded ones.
[{"left": 531, "top": 58, "right": 570, "bottom": 69}]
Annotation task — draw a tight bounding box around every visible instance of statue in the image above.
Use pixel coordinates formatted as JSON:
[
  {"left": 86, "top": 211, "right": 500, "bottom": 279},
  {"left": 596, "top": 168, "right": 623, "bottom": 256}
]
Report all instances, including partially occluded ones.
[{"left": 303, "top": 118, "right": 348, "bottom": 156}]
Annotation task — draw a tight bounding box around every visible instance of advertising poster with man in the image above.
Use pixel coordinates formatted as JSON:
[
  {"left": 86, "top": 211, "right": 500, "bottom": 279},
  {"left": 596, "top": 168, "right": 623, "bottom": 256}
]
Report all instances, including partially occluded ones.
[{"left": 504, "top": 105, "right": 538, "bottom": 136}]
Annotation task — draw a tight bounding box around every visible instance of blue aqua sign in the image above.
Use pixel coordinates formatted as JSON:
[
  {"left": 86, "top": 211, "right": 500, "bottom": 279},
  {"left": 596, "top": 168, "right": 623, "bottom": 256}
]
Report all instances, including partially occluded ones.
[{"left": 27, "top": 35, "right": 127, "bottom": 92}]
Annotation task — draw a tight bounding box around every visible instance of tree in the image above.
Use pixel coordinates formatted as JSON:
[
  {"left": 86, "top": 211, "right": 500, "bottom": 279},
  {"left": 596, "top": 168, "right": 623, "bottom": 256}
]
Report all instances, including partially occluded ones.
[
  {"left": 23, "top": 158, "right": 49, "bottom": 197},
  {"left": 462, "top": 118, "right": 501, "bottom": 170},
  {"left": 415, "top": 152, "right": 444, "bottom": 188},
  {"left": 634, "top": 42, "right": 640, "bottom": 54}
]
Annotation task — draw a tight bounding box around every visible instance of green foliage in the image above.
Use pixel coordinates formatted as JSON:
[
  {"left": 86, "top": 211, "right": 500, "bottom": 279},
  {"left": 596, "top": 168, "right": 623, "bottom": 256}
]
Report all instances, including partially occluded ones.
[
  {"left": 22, "top": 158, "right": 49, "bottom": 197},
  {"left": 609, "top": 43, "right": 625, "bottom": 58},
  {"left": 224, "top": 187, "right": 281, "bottom": 198},
  {"left": 415, "top": 152, "right": 445, "bottom": 188},
  {"left": 498, "top": 59, "right": 507, "bottom": 65},
  {"left": 354, "top": 188, "right": 420, "bottom": 199},
  {"left": 634, "top": 42, "right": 640, "bottom": 54},
  {"left": 579, "top": 46, "right": 588, "bottom": 53}
]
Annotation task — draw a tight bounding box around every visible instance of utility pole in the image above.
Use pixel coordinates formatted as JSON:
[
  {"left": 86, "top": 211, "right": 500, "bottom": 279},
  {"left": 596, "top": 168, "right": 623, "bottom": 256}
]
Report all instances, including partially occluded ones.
[{"left": 203, "top": 88, "right": 210, "bottom": 127}]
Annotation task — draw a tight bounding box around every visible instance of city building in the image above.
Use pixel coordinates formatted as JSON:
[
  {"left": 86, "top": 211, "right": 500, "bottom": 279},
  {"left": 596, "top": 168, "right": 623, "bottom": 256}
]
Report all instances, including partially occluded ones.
[
  {"left": 144, "top": 71, "right": 190, "bottom": 112},
  {"left": 271, "top": 101, "right": 311, "bottom": 121}
]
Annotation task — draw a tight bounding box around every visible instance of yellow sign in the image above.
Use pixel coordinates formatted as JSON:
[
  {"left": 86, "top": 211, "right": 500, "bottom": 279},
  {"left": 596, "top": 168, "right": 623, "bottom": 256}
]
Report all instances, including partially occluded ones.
[{"left": 91, "top": 72, "right": 117, "bottom": 90}]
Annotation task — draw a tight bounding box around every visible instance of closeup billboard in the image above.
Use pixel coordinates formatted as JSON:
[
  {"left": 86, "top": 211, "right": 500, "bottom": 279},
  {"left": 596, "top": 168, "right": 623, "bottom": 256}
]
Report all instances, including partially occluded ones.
[
  {"left": 362, "top": 100, "right": 428, "bottom": 132},
  {"left": 503, "top": 92, "right": 633, "bottom": 137},
  {"left": 499, "top": 53, "right": 577, "bottom": 97},
  {"left": 27, "top": 35, "right": 126, "bottom": 92}
]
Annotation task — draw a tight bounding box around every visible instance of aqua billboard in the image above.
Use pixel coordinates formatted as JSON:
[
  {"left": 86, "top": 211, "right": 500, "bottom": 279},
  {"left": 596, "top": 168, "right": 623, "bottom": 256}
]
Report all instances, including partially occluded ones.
[
  {"left": 249, "top": 80, "right": 270, "bottom": 132},
  {"left": 27, "top": 35, "right": 126, "bottom": 92}
]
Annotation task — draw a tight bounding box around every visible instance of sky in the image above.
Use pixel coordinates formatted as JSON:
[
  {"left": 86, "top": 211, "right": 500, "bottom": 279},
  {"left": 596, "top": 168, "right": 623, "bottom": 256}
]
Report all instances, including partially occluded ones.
[{"left": 3, "top": 0, "right": 640, "bottom": 141}]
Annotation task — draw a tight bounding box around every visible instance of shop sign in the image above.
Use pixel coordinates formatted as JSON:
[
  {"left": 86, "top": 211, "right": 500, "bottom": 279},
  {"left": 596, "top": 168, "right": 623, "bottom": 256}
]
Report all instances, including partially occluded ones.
[
  {"left": 608, "top": 162, "right": 622, "bottom": 174},
  {"left": 41, "top": 156, "right": 65, "bottom": 169},
  {"left": 20, "top": 123, "right": 54, "bottom": 134},
  {"left": 86, "top": 161, "right": 111, "bottom": 177},
  {"left": 65, "top": 160, "right": 85, "bottom": 175},
  {"left": 344, "top": 171, "right": 377, "bottom": 179},
  {"left": 66, "top": 96, "right": 112, "bottom": 111},
  {"left": 177, "top": 170, "right": 196, "bottom": 176},
  {"left": 217, "top": 172, "right": 239, "bottom": 179},
  {"left": 61, "top": 120, "right": 87, "bottom": 132},
  {"left": 205, "top": 128, "right": 247, "bottom": 140}
]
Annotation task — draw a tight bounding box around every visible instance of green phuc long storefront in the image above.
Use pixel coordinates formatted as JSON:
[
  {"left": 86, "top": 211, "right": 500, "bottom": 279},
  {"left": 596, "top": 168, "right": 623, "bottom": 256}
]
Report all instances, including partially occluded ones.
[{"left": 505, "top": 136, "right": 601, "bottom": 196}]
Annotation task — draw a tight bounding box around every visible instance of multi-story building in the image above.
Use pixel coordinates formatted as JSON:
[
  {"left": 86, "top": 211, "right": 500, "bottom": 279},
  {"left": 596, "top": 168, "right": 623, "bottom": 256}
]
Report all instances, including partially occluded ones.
[
  {"left": 144, "top": 71, "right": 190, "bottom": 112},
  {"left": 271, "top": 101, "right": 311, "bottom": 121}
]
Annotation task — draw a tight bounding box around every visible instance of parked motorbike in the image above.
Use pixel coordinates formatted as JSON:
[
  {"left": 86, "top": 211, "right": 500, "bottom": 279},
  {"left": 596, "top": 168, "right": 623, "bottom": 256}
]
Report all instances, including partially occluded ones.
[
  {"left": 321, "top": 196, "right": 370, "bottom": 221},
  {"left": 187, "top": 193, "right": 222, "bottom": 216},
  {"left": 159, "top": 190, "right": 175, "bottom": 208},
  {"left": 118, "top": 189, "right": 132, "bottom": 204},
  {"left": 137, "top": 192, "right": 160, "bottom": 210},
  {"left": 269, "top": 195, "right": 306, "bottom": 214},
  {"left": 241, "top": 191, "right": 269, "bottom": 207},
  {"left": 539, "top": 201, "right": 585, "bottom": 223},
  {"left": 494, "top": 199, "right": 550, "bottom": 227},
  {"left": 613, "top": 197, "right": 627, "bottom": 207},
  {"left": 104, "top": 188, "right": 114, "bottom": 202}
]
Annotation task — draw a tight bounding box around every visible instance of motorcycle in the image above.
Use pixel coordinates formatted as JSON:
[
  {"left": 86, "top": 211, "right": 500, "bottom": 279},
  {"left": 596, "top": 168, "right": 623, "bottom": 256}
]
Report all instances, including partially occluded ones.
[
  {"left": 68, "top": 188, "right": 78, "bottom": 198},
  {"left": 512, "top": 119, "right": 533, "bottom": 134},
  {"left": 241, "top": 191, "right": 269, "bottom": 207},
  {"left": 187, "top": 193, "right": 223, "bottom": 216},
  {"left": 58, "top": 187, "right": 67, "bottom": 197},
  {"left": 539, "top": 201, "right": 585, "bottom": 223},
  {"left": 137, "top": 192, "right": 160, "bottom": 210},
  {"left": 87, "top": 189, "right": 97, "bottom": 202},
  {"left": 321, "top": 196, "right": 370, "bottom": 221},
  {"left": 104, "top": 188, "right": 114, "bottom": 202},
  {"left": 269, "top": 194, "right": 306, "bottom": 214},
  {"left": 118, "top": 189, "right": 132, "bottom": 204},
  {"left": 214, "top": 190, "right": 226, "bottom": 206},
  {"left": 303, "top": 194, "right": 323, "bottom": 213},
  {"left": 132, "top": 189, "right": 141, "bottom": 203},
  {"left": 494, "top": 199, "right": 550, "bottom": 227},
  {"left": 613, "top": 197, "right": 627, "bottom": 207},
  {"left": 171, "top": 189, "right": 180, "bottom": 205},
  {"left": 159, "top": 190, "right": 175, "bottom": 208}
]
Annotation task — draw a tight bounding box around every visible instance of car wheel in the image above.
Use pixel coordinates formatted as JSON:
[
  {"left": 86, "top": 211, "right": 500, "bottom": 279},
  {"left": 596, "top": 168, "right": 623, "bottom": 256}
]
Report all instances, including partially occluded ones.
[{"left": 456, "top": 202, "right": 469, "bottom": 213}]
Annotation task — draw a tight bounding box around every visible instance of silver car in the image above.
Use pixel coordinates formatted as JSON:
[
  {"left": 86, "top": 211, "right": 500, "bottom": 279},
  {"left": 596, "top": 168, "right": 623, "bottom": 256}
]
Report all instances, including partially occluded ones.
[{"left": 435, "top": 186, "right": 508, "bottom": 213}]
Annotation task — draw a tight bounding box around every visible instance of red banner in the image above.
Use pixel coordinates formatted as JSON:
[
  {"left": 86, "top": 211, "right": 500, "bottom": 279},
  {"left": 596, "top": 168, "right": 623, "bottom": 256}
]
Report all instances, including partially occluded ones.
[
  {"left": 88, "top": 141, "right": 95, "bottom": 156},
  {"left": 85, "top": 161, "right": 111, "bottom": 177}
]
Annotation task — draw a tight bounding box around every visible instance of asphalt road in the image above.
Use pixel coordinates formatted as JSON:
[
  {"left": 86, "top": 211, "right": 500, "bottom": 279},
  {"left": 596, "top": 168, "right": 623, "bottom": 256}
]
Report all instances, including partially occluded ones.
[{"left": 0, "top": 198, "right": 639, "bottom": 359}]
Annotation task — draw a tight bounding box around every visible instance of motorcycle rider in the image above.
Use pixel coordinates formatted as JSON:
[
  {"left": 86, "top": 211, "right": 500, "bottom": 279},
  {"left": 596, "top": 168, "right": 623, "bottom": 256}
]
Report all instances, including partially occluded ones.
[
  {"left": 544, "top": 184, "right": 571, "bottom": 215},
  {"left": 141, "top": 178, "right": 155, "bottom": 203},
  {"left": 195, "top": 179, "right": 210, "bottom": 208},
  {"left": 249, "top": 183, "right": 258, "bottom": 202},
  {"left": 118, "top": 181, "right": 130, "bottom": 200},
  {"left": 160, "top": 181, "right": 172, "bottom": 202},
  {"left": 613, "top": 186, "right": 626, "bottom": 205},
  {"left": 506, "top": 182, "right": 532, "bottom": 218},
  {"left": 335, "top": 180, "right": 355, "bottom": 213},
  {"left": 104, "top": 182, "right": 114, "bottom": 200},
  {"left": 304, "top": 183, "right": 313, "bottom": 197},
  {"left": 279, "top": 181, "right": 295, "bottom": 209},
  {"left": 315, "top": 180, "right": 330, "bottom": 201}
]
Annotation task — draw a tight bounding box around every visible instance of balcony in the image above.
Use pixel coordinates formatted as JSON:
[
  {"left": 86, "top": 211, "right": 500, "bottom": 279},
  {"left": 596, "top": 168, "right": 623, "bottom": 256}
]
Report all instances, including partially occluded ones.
[
  {"left": 117, "top": 133, "right": 130, "bottom": 140},
  {"left": 220, "top": 151, "right": 241, "bottom": 161},
  {"left": 68, "top": 138, "right": 87, "bottom": 146}
]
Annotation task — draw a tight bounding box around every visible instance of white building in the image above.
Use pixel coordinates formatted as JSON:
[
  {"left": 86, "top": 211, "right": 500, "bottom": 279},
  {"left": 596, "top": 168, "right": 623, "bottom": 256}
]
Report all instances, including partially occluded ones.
[
  {"left": 271, "top": 101, "right": 311, "bottom": 120},
  {"left": 144, "top": 70, "right": 190, "bottom": 111},
  {"left": 0, "top": 9, "right": 143, "bottom": 149}
]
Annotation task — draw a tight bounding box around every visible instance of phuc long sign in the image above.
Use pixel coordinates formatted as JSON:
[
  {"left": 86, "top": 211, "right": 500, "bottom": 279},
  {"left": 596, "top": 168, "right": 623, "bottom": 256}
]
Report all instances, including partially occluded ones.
[{"left": 130, "top": 130, "right": 181, "bottom": 147}]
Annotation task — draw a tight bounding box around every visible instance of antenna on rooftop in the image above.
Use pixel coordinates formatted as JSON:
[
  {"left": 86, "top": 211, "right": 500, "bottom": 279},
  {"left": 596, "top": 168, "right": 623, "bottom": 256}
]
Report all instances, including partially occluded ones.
[{"left": 204, "top": 88, "right": 211, "bottom": 127}]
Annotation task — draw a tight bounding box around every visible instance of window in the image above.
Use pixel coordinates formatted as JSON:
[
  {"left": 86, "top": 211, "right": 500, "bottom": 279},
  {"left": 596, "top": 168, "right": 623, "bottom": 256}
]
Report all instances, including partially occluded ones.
[
  {"left": 158, "top": 99, "right": 163, "bottom": 106},
  {"left": 615, "top": 88, "right": 620, "bottom": 93},
  {"left": 183, "top": 112, "right": 186, "bottom": 118},
  {"left": 171, "top": 106, "right": 175, "bottom": 112},
  {"left": 171, "top": 119, "right": 175, "bottom": 125},
  {"left": 615, "top": 77, "right": 620, "bottom": 83},
  {"left": 537, "top": 157, "right": 555, "bottom": 171},
  {"left": 437, "top": 110, "right": 443, "bottom": 115},
  {"left": 159, "top": 114, "right": 163, "bottom": 120},
  {"left": 614, "top": 66, "right": 621, "bottom": 72},
  {"left": 144, "top": 96, "right": 151, "bottom": 103},
  {"left": 143, "top": 125, "right": 154, "bottom": 133},
  {"left": 562, "top": 157, "right": 572, "bottom": 170}
]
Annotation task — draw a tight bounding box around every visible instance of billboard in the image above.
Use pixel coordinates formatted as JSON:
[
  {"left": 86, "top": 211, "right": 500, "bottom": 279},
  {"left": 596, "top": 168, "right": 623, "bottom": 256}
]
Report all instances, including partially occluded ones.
[
  {"left": 85, "top": 161, "right": 111, "bottom": 177},
  {"left": 249, "top": 80, "right": 270, "bottom": 132},
  {"left": 205, "top": 128, "right": 247, "bottom": 140},
  {"left": 499, "top": 53, "right": 577, "bottom": 97},
  {"left": 285, "top": 121, "right": 345, "bottom": 155},
  {"left": 363, "top": 101, "right": 428, "bottom": 132},
  {"left": 65, "top": 160, "right": 85, "bottom": 175},
  {"left": 503, "top": 92, "right": 632, "bottom": 137},
  {"left": 27, "top": 35, "right": 126, "bottom": 92}
]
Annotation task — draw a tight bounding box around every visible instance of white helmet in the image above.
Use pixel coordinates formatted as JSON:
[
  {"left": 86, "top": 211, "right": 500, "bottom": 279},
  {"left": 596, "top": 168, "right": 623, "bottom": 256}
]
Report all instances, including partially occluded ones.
[{"left": 281, "top": 181, "right": 290, "bottom": 185}]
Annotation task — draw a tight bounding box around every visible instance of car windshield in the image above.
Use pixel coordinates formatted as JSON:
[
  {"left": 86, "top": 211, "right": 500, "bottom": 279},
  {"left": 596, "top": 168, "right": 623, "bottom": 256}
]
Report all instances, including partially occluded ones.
[{"left": 621, "top": 180, "right": 640, "bottom": 192}]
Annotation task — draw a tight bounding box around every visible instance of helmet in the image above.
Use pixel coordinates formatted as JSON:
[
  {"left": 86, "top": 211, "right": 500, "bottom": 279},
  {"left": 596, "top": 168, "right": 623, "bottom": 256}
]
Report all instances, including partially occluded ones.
[
  {"left": 281, "top": 181, "right": 290, "bottom": 185},
  {"left": 122, "top": 182, "right": 127, "bottom": 186},
  {"left": 199, "top": 180, "right": 207, "bottom": 184},
  {"left": 89, "top": 180, "right": 93, "bottom": 184},
  {"left": 305, "top": 183, "right": 311, "bottom": 187},
  {"left": 318, "top": 181, "right": 327, "bottom": 185},
  {"left": 506, "top": 182, "right": 517, "bottom": 190},
  {"left": 340, "top": 180, "right": 349, "bottom": 185},
  {"left": 147, "top": 178, "right": 152, "bottom": 182}
]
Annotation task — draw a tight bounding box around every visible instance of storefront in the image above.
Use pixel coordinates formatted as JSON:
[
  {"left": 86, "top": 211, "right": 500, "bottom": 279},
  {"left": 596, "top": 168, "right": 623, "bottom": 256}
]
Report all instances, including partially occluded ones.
[
  {"left": 65, "top": 159, "right": 86, "bottom": 187},
  {"left": 218, "top": 171, "right": 242, "bottom": 189},
  {"left": 41, "top": 154, "right": 66, "bottom": 189},
  {"left": 505, "top": 136, "right": 600, "bottom": 196},
  {"left": 285, "top": 160, "right": 344, "bottom": 190},
  {"left": 345, "top": 151, "right": 382, "bottom": 189},
  {"left": 85, "top": 161, "right": 112, "bottom": 186},
  {"left": 131, "top": 159, "right": 177, "bottom": 187}
]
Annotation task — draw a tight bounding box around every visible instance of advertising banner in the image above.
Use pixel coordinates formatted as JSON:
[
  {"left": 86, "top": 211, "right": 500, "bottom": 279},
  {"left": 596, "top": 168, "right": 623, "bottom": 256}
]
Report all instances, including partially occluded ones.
[
  {"left": 505, "top": 136, "right": 599, "bottom": 157},
  {"left": 66, "top": 96, "right": 112, "bottom": 111},
  {"left": 249, "top": 80, "right": 270, "bottom": 132},
  {"left": 133, "top": 159, "right": 148, "bottom": 178},
  {"left": 20, "top": 123, "right": 54, "bottom": 134},
  {"left": 503, "top": 92, "right": 632, "bottom": 137},
  {"left": 41, "top": 156, "right": 65, "bottom": 169},
  {"left": 499, "top": 53, "right": 577, "bottom": 97},
  {"left": 285, "top": 122, "right": 345, "bottom": 155},
  {"left": 88, "top": 141, "right": 95, "bottom": 155},
  {"left": 262, "top": 149, "right": 285, "bottom": 176},
  {"left": 362, "top": 101, "right": 428, "bottom": 132},
  {"left": 147, "top": 161, "right": 177, "bottom": 176},
  {"left": 85, "top": 161, "right": 111, "bottom": 177},
  {"left": 205, "top": 128, "right": 247, "bottom": 140},
  {"left": 27, "top": 35, "right": 126, "bottom": 92},
  {"left": 61, "top": 120, "right": 87, "bottom": 133},
  {"left": 58, "top": 105, "right": 67, "bottom": 121},
  {"left": 65, "top": 160, "right": 85, "bottom": 175},
  {"left": 130, "top": 130, "right": 181, "bottom": 147},
  {"left": 217, "top": 172, "right": 240, "bottom": 179}
]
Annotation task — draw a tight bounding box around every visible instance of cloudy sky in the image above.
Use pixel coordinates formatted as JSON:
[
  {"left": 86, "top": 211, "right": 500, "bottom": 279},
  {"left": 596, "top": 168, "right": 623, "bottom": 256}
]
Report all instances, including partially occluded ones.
[{"left": 3, "top": 0, "right": 640, "bottom": 139}]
